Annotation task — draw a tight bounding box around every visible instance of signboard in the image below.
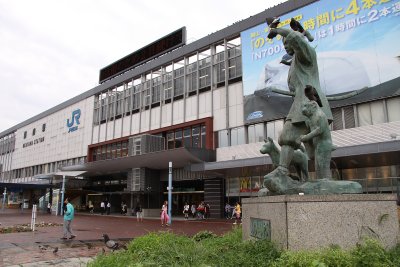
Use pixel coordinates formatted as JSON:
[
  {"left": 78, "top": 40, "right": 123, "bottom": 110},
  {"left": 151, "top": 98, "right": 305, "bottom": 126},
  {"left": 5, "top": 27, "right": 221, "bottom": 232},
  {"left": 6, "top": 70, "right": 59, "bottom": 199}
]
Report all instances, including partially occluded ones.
[
  {"left": 250, "top": 217, "right": 271, "bottom": 240},
  {"left": 241, "top": 0, "right": 400, "bottom": 124},
  {"left": 99, "top": 27, "right": 186, "bottom": 83}
]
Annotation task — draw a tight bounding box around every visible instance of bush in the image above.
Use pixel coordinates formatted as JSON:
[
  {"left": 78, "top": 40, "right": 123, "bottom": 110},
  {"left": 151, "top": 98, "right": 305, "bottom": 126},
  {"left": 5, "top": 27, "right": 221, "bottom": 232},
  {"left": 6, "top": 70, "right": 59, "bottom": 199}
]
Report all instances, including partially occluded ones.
[{"left": 89, "top": 229, "right": 398, "bottom": 267}]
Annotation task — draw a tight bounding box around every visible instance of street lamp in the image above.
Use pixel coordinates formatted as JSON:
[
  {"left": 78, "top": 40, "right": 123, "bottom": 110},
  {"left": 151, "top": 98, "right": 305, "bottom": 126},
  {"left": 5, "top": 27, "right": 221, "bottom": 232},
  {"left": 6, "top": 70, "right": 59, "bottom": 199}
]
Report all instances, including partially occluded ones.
[{"left": 146, "top": 186, "right": 152, "bottom": 208}]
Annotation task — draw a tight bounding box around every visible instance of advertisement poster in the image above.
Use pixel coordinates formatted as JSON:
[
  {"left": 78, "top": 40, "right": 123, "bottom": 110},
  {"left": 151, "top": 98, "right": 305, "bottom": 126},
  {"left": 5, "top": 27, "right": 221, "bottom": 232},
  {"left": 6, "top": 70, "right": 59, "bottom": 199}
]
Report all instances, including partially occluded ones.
[{"left": 241, "top": 0, "right": 400, "bottom": 124}]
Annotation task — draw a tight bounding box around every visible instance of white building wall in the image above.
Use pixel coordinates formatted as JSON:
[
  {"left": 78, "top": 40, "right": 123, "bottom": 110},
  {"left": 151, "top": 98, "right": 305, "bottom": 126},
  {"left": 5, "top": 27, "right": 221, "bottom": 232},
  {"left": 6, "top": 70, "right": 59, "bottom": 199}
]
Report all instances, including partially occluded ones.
[
  {"left": 106, "top": 120, "right": 114, "bottom": 140},
  {"left": 173, "top": 100, "right": 184, "bottom": 125},
  {"left": 150, "top": 106, "right": 161, "bottom": 130},
  {"left": 198, "top": 91, "right": 212, "bottom": 119},
  {"left": 131, "top": 113, "right": 140, "bottom": 135},
  {"left": 161, "top": 103, "right": 172, "bottom": 128},
  {"left": 228, "top": 83, "right": 244, "bottom": 128},
  {"left": 12, "top": 96, "right": 94, "bottom": 170},
  {"left": 114, "top": 118, "right": 122, "bottom": 139},
  {"left": 122, "top": 116, "right": 131, "bottom": 137},
  {"left": 185, "top": 95, "right": 198, "bottom": 122},
  {"left": 140, "top": 110, "right": 150, "bottom": 132},
  {"left": 213, "top": 87, "right": 227, "bottom": 131}
]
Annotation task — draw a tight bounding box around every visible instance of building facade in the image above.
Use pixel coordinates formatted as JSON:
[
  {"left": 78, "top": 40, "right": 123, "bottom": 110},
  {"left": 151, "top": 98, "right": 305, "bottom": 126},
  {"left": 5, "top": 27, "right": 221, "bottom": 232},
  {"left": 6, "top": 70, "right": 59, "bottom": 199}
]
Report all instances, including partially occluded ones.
[{"left": 1, "top": 0, "right": 399, "bottom": 217}]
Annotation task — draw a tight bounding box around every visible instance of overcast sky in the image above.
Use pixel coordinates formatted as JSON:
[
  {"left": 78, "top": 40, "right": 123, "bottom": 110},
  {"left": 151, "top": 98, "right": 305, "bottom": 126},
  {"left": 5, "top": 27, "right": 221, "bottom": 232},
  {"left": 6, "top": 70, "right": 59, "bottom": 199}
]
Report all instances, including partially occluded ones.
[{"left": 0, "top": 0, "right": 285, "bottom": 134}]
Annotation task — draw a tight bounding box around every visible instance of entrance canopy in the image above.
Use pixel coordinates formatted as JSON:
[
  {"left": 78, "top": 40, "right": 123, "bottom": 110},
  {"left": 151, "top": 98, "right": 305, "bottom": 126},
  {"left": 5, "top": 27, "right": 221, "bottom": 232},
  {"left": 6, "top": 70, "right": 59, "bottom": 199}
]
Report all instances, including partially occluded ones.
[{"left": 60, "top": 147, "right": 215, "bottom": 175}]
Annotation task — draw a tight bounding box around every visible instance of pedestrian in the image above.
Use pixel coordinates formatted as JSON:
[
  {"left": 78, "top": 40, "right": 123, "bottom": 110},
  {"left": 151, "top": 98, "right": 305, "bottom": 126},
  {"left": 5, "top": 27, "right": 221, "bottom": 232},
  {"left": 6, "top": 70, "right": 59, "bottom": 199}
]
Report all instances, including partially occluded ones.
[
  {"left": 225, "top": 203, "right": 231, "bottom": 219},
  {"left": 61, "top": 197, "right": 76, "bottom": 240},
  {"left": 233, "top": 202, "right": 241, "bottom": 225},
  {"left": 106, "top": 201, "right": 111, "bottom": 215},
  {"left": 100, "top": 201, "right": 105, "bottom": 215},
  {"left": 183, "top": 202, "right": 190, "bottom": 220},
  {"left": 205, "top": 203, "right": 211, "bottom": 219},
  {"left": 135, "top": 203, "right": 143, "bottom": 222},
  {"left": 191, "top": 203, "right": 196, "bottom": 218},
  {"left": 160, "top": 201, "right": 169, "bottom": 226},
  {"left": 47, "top": 202, "right": 51, "bottom": 214},
  {"left": 88, "top": 201, "right": 94, "bottom": 213}
]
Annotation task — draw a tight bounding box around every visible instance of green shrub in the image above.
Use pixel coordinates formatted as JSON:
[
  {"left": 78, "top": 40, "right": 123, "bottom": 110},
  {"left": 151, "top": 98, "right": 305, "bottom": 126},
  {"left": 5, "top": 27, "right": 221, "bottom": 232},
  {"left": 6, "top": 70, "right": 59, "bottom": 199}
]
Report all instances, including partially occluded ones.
[
  {"left": 352, "top": 238, "right": 392, "bottom": 267},
  {"left": 89, "top": 229, "right": 398, "bottom": 267}
]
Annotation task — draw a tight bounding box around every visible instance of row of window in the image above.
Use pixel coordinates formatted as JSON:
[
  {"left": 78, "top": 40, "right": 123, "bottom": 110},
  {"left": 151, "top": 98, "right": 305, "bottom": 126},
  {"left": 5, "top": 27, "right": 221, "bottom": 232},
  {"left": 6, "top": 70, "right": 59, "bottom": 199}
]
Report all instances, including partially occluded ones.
[
  {"left": 93, "top": 45, "right": 242, "bottom": 124},
  {"left": 23, "top": 123, "right": 46, "bottom": 139},
  {"left": 167, "top": 125, "right": 207, "bottom": 149},
  {"left": 9, "top": 157, "right": 86, "bottom": 179},
  {"left": 0, "top": 134, "right": 15, "bottom": 155},
  {"left": 90, "top": 123, "right": 208, "bottom": 162},
  {"left": 218, "top": 97, "right": 400, "bottom": 148}
]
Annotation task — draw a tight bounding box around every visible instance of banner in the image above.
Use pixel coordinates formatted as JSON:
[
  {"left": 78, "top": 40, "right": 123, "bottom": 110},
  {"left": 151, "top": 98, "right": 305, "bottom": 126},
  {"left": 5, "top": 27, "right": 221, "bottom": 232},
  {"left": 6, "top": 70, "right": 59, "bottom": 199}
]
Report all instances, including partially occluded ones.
[{"left": 241, "top": 0, "right": 400, "bottom": 123}]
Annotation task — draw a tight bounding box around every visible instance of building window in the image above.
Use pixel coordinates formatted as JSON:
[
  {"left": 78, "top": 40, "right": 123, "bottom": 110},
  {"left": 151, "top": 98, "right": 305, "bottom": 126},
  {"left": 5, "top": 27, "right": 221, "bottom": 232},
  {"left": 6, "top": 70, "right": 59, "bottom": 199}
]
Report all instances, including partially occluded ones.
[
  {"left": 42, "top": 123, "right": 46, "bottom": 132},
  {"left": 183, "top": 127, "right": 191, "bottom": 147},
  {"left": 230, "top": 127, "right": 245, "bottom": 146},
  {"left": 24, "top": 131, "right": 27, "bottom": 139},
  {"left": 218, "top": 130, "right": 229, "bottom": 148},
  {"left": 248, "top": 123, "right": 265, "bottom": 143},
  {"left": 32, "top": 128, "right": 36, "bottom": 136},
  {"left": 175, "top": 130, "right": 182, "bottom": 148}
]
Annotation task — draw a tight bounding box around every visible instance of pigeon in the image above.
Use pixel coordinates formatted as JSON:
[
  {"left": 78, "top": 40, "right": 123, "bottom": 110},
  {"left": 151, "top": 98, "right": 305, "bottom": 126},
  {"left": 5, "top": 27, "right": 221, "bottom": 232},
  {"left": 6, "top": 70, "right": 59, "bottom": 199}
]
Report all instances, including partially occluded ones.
[
  {"left": 38, "top": 245, "right": 47, "bottom": 251},
  {"left": 102, "top": 234, "right": 127, "bottom": 251},
  {"left": 53, "top": 247, "right": 58, "bottom": 254}
]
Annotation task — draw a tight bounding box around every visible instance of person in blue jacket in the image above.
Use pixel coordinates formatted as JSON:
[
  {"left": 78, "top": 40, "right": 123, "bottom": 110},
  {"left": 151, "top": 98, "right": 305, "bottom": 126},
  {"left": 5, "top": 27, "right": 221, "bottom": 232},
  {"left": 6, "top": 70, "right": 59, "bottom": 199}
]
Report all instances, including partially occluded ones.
[{"left": 61, "top": 197, "right": 76, "bottom": 240}]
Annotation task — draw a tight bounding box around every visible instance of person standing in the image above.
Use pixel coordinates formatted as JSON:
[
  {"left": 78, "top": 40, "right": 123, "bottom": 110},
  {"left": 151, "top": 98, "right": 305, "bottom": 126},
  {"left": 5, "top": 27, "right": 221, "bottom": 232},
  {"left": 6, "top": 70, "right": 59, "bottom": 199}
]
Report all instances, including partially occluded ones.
[
  {"left": 47, "top": 202, "right": 51, "bottom": 214},
  {"left": 61, "top": 198, "right": 76, "bottom": 240},
  {"left": 100, "top": 201, "right": 105, "bottom": 215},
  {"left": 183, "top": 203, "right": 190, "bottom": 220},
  {"left": 88, "top": 201, "right": 94, "bottom": 213},
  {"left": 233, "top": 202, "right": 241, "bottom": 225},
  {"left": 225, "top": 203, "right": 231, "bottom": 219},
  {"left": 135, "top": 203, "right": 143, "bottom": 222},
  {"left": 106, "top": 201, "right": 111, "bottom": 215},
  {"left": 160, "top": 201, "right": 169, "bottom": 226},
  {"left": 191, "top": 203, "right": 196, "bottom": 218}
]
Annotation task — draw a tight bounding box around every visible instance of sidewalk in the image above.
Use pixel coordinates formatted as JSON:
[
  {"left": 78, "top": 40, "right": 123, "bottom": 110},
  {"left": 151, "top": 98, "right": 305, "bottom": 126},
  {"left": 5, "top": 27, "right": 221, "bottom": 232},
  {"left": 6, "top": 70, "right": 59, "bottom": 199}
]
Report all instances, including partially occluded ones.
[{"left": 0, "top": 209, "right": 235, "bottom": 266}]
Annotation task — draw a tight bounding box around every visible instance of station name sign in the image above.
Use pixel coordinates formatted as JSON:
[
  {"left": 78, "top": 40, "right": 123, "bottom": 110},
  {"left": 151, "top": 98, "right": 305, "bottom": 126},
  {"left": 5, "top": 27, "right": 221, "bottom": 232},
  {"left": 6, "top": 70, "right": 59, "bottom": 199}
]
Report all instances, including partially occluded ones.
[
  {"left": 99, "top": 27, "right": 186, "bottom": 83},
  {"left": 23, "top": 137, "right": 45, "bottom": 148}
]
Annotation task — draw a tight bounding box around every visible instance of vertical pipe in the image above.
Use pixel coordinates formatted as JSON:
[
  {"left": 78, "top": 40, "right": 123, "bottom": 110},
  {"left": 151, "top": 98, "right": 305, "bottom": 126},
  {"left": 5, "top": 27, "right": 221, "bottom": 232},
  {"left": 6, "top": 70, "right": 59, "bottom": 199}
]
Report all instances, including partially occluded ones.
[
  {"left": 60, "top": 175, "right": 66, "bottom": 216},
  {"left": 168, "top": 161, "right": 172, "bottom": 225}
]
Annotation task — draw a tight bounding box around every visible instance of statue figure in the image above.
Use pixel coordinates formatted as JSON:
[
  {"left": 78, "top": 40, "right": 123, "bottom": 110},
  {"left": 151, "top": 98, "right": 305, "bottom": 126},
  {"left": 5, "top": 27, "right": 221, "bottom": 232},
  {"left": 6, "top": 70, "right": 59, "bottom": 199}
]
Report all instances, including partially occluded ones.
[
  {"left": 298, "top": 100, "right": 333, "bottom": 179},
  {"left": 260, "top": 137, "right": 309, "bottom": 182},
  {"left": 259, "top": 18, "right": 362, "bottom": 195}
]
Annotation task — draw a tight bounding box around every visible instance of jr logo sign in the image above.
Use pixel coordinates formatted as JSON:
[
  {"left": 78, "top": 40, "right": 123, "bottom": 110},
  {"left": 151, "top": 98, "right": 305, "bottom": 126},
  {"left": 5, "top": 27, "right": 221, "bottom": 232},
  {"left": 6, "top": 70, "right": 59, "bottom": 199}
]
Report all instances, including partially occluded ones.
[{"left": 67, "top": 109, "right": 81, "bottom": 133}]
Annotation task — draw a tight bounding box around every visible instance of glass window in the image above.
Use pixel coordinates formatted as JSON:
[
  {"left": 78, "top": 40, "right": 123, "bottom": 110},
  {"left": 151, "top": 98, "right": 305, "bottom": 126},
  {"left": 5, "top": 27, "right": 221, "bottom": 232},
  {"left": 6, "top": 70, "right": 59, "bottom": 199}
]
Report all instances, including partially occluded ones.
[
  {"left": 167, "top": 131, "right": 174, "bottom": 149},
  {"left": 387, "top": 97, "right": 400, "bottom": 122},
  {"left": 218, "top": 130, "right": 229, "bottom": 148},
  {"left": 121, "top": 141, "right": 128, "bottom": 157},
  {"left": 183, "top": 128, "right": 191, "bottom": 147},
  {"left": 32, "top": 128, "right": 36, "bottom": 136},
  {"left": 248, "top": 123, "right": 264, "bottom": 143},
  {"left": 201, "top": 125, "right": 206, "bottom": 148},
  {"left": 42, "top": 124, "right": 46, "bottom": 132},
  {"left": 24, "top": 131, "right": 27, "bottom": 139},
  {"left": 175, "top": 130, "right": 182, "bottom": 148},
  {"left": 231, "top": 127, "right": 245, "bottom": 146},
  {"left": 192, "top": 126, "right": 200, "bottom": 148}
]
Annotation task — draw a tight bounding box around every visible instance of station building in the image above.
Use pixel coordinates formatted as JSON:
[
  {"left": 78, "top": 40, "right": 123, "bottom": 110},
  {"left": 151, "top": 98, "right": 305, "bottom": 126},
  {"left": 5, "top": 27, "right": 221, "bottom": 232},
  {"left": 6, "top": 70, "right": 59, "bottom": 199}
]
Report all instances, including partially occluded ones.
[{"left": 1, "top": 0, "right": 399, "bottom": 217}]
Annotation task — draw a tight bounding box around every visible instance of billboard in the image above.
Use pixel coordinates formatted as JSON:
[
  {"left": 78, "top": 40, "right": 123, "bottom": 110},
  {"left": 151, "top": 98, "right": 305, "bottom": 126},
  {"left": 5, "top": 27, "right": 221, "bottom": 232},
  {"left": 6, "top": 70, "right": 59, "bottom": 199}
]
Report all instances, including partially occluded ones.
[{"left": 241, "top": 0, "right": 400, "bottom": 124}]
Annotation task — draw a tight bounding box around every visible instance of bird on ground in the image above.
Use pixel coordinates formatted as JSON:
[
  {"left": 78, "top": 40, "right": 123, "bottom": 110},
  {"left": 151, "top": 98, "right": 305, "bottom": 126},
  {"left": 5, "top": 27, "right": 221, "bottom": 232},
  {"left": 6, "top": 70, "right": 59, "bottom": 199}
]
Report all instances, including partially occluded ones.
[
  {"left": 102, "top": 234, "right": 127, "bottom": 251},
  {"left": 38, "top": 245, "right": 47, "bottom": 252},
  {"left": 53, "top": 247, "right": 58, "bottom": 254}
]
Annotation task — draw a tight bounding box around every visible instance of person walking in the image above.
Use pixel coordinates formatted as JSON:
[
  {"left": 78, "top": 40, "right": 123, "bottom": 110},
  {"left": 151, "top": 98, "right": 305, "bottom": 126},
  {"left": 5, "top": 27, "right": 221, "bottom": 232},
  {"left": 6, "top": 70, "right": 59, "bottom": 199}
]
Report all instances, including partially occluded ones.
[
  {"left": 160, "top": 201, "right": 169, "bottom": 226},
  {"left": 61, "top": 197, "right": 76, "bottom": 240},
  {"left": 233, "top": 202, "right": 241, "bottom": 225},
  {"left": 135, "top": 203, "right": 143, "bottom": 222},
  {"left": 183, "top": 202, "right": 190, "bottom": 220},
  {"left": 100, "top": 201, "right": 105, "bottom": 215}
]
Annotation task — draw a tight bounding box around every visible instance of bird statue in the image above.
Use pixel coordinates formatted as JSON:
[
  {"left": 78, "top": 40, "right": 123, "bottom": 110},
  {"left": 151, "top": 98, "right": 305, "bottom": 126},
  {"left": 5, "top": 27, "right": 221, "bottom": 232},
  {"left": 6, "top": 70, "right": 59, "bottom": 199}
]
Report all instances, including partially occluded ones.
[{"left": 102, "top": 234, "right": 127, "bottom": 251}]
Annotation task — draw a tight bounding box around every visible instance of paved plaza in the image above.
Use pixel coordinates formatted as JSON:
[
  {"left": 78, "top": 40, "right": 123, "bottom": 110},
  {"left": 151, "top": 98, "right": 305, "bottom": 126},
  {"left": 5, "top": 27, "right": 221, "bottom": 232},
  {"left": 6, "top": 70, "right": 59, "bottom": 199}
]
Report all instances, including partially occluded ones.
[{"left": 0, "top": 209, "right": 235, "bottom": 266}]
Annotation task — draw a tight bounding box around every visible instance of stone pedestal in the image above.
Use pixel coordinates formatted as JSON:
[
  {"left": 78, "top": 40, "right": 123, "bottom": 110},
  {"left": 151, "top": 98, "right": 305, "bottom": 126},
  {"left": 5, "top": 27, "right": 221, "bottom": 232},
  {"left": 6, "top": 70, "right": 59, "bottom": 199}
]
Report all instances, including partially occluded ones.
[{"left": 242, "top": 194, "right": 399, "bottom": 250}]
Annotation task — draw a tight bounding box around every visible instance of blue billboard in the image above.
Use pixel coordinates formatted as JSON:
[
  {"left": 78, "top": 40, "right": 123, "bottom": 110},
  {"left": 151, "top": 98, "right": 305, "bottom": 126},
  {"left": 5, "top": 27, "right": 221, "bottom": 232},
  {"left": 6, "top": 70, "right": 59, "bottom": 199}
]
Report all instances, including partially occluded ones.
[{"left": 242, "top": 0, "right": 400, "bottom": 123}]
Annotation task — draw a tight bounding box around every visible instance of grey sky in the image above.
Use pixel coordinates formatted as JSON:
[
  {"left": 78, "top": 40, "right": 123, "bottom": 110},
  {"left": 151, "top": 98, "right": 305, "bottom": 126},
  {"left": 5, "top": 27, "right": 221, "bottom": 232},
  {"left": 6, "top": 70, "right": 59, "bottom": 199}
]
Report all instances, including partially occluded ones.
[{"left": 0, "top": 0, "right": 285, "bottom": 133}]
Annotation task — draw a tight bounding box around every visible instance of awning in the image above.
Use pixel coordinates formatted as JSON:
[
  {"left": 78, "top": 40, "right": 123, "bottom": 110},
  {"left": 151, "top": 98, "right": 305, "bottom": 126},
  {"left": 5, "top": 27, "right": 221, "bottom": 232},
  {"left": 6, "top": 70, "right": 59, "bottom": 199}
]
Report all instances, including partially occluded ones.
[{"left": 60, "top": 147, "right": 215, "bottom": 175}]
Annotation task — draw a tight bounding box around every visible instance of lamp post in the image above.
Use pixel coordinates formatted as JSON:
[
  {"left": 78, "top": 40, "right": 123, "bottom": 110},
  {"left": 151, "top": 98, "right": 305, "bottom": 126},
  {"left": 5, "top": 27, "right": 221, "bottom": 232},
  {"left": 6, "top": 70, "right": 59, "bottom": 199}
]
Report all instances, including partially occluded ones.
[
  {"left": 60, "top": 175, "right": 66, "bottom": 216},
  {"left": 167, "top": 162, "right": 173, "bottom": 225},
  {"left": 146, "top": 186, "right": 152, "bottom": 208},
  {"left": 2, "top": 187, "right": 6, "bottom": 211}
]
